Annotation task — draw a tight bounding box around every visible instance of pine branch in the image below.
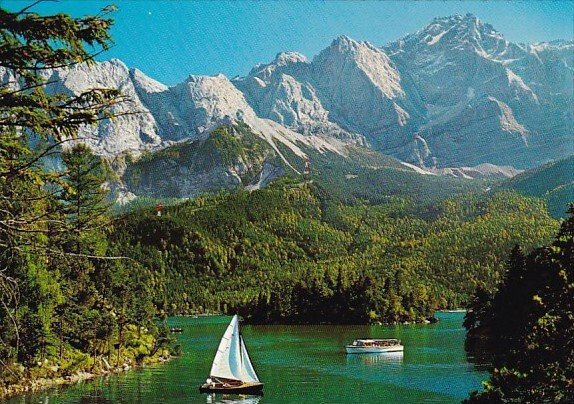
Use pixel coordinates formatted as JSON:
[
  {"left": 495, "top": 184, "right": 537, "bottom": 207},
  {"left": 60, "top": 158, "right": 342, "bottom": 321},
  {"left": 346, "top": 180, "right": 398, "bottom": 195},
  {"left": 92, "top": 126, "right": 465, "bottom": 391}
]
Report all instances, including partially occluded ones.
[{"left": 16, "top": 0, "right": 56, "bottom": 16}]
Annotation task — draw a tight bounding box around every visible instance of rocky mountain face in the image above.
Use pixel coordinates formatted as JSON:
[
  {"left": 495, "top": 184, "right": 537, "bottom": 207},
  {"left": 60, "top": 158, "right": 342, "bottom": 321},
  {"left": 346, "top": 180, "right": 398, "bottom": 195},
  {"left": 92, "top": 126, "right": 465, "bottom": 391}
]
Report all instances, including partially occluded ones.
[
  {"left": 233, "top": 36, "right": 415, "bottom": 151},
  {"left": 236, "top": 14, "right": 572, "bottom": 169},
  {"left": 122, "top": 124, "right": 287, "bottom": 198},
  {"left": 41, "top": 59, "right": 351, "bottom": 164},
  {"left": 383, "top": 14, "right": 572, "bottom": 168},
  {"left": 26, "top": 14, "right": 571, "bottom": 199},
  {"left": 42, "top": 59, "right": 164, "bottom": 156}
]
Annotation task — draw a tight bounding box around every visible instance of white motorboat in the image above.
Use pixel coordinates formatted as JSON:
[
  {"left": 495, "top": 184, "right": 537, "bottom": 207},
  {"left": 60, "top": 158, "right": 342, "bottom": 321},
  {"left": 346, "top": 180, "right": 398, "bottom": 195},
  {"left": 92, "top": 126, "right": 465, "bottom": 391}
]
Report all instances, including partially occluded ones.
[{"left": 345, "top": 338, "right": 404, "bottom": 354}]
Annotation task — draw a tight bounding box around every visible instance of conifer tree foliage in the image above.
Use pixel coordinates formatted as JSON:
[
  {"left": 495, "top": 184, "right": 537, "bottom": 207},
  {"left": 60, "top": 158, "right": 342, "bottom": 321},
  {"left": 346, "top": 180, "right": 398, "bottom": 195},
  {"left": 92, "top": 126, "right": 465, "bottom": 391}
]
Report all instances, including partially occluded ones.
[
  {"left": 464, "top": 205, "right": 574, "bottom": 403},
  {"left": 0, "top": 0, "right": 117, "bottom": 323},
  {"left": 0, "top": 2, "right": 163, "bottom": 387},
  {"left": 60, "top": 143, "right": 110, "bottom": 255},
  {"left": 112, "top": 177, "right": 557, "bottom": 326}
]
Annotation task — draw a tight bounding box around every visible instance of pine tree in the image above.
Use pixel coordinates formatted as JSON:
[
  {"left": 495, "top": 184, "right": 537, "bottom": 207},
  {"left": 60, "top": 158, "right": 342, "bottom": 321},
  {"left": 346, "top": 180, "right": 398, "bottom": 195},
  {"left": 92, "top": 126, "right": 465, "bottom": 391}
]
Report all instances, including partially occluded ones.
[
  {"left": 60, "top": 143, "right": 110, "bottom": 256},
  {"left": 0, "top": 0, "right": 124, "bottom": 374},
  {"left": 54, "top": 144, "right": 114, "bottom": 365},
  {"left": 466, "top": 205, "right": 574, "bottom": 402},
  {"left": 488, "top": 244, "right": 529, "bottom": 362}
]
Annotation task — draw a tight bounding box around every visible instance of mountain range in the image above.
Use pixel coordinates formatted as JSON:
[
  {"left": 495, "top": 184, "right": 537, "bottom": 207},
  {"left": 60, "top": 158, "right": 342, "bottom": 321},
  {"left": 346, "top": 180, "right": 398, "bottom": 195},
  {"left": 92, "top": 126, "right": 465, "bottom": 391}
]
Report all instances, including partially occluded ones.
[{"left": 20, "top": 13, "right": 573, "bottom": 200}]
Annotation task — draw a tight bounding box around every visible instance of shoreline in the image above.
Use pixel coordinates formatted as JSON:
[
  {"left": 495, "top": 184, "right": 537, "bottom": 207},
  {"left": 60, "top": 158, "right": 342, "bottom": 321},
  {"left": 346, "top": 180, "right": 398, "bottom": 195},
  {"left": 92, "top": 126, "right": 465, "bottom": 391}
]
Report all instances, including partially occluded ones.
[
  {"left": 174, "top": 309, "right": 465, "bottom": 324},
  {"left": 237, "top": 315, "right": 441, "bottom": 326},
  {"left": 1, "top": 353, "right": 172, "bottom": 401}
]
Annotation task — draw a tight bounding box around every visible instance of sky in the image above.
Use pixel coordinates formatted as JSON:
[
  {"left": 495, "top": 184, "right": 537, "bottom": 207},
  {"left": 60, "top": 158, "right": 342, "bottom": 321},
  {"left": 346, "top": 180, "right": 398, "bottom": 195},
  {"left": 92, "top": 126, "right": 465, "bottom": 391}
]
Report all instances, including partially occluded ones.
[{"left": 2, "top": 1, "right": 573, "bottom": 85}]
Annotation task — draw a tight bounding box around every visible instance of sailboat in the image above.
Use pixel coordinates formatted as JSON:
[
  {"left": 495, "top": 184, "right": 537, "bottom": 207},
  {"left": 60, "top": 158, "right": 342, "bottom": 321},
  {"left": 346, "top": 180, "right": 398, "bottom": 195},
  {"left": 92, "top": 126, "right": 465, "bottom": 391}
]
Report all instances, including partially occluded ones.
[{"left": 199, "top": 315, "right": 264, "bottom": 395}]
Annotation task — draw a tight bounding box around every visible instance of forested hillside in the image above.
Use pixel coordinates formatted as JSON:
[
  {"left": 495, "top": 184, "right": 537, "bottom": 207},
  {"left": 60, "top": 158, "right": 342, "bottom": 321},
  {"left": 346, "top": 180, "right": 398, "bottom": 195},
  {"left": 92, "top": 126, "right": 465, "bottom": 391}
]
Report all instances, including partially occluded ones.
[
  {"left": 500, "top": 155, "right": 574, "bottom": 218},
  {"left": 111, "top": 180, "right": 558, "bottom": 324}
]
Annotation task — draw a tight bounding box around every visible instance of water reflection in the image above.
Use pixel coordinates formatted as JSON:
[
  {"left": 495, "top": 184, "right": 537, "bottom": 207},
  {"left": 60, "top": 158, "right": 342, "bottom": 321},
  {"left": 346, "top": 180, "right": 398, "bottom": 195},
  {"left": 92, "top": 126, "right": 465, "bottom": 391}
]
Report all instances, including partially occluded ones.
[
  {"left": 346, "top": 352, "right": 404, "bottom": 366},
  {"left": 9, "top": 313, "right": 487, "bottom": 403},
  {"left": 206, "top": 394, "right": 262, "bottom": 403}
]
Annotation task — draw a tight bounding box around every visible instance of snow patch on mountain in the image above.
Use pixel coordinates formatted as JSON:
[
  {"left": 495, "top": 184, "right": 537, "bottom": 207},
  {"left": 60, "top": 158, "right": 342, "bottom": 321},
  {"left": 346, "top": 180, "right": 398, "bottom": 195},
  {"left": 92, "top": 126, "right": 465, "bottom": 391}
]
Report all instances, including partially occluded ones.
[
  {"left": 487, "top": 97, "right": 528, "bottom": 139},
  {"left": 402, "top": 161, "right": 521, "bottom": 179},
  {"left": 401, "top": 162, "right": 437, "bottom": 175},
  {"left": 131, "top": 68, "right": 168, "bottom": 93}
]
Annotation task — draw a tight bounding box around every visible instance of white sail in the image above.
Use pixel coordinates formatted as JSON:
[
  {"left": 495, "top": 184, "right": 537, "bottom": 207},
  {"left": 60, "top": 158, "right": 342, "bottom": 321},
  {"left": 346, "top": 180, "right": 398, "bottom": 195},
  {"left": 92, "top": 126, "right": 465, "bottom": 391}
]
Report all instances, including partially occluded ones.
[
  {"left": 239, "top": 336, "right": 260, "bottom": 383},
  {"left": 209, "top": 315, "right": 260, "bottom": 383},
  {"left": 210, "top": 315, "right": 241, "bottom": 380}
]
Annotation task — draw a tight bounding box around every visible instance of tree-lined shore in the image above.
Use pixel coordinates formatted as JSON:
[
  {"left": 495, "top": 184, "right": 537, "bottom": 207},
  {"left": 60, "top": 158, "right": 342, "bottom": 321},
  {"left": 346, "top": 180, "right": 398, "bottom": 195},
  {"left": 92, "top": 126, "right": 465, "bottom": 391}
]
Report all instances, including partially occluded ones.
[
  {"left": 464, "top": 206, "right": 574, "bottom": 402},
  {"left": 0, "top": 3, "right": 174, "bottom": 398}
]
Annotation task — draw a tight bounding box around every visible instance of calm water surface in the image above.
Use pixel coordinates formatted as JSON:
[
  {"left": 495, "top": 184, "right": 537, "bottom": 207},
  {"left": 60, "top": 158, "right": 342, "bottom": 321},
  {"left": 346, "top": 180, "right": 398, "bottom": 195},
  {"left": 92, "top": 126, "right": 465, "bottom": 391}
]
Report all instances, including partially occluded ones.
[{"left": 10, "top": 312, "right": 487, "bottom": 403}]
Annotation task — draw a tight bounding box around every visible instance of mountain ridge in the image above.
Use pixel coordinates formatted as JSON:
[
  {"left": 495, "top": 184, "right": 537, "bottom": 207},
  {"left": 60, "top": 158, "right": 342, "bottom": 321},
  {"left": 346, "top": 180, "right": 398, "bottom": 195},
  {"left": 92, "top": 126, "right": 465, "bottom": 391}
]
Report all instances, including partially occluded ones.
[
  {"left": 499, "top": 155, "right": 574, "bottom": 218},
  {"left": 19, "top": 13, "right": 571, "bottom": 200}
]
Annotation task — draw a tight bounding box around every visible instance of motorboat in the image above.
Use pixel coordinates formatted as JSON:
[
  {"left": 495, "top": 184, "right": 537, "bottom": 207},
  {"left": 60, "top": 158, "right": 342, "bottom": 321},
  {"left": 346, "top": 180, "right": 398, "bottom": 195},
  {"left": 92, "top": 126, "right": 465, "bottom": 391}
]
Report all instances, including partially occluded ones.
[{"left": 345, "top": 338, "right": 404, "bottom": 354}]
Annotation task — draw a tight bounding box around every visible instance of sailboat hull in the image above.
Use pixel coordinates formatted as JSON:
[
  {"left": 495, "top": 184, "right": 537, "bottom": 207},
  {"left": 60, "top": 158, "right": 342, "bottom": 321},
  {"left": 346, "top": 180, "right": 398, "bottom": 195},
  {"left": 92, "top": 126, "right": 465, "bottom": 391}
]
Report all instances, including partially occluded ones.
[{"left": 199, "top": 382, "right": 264, "bottom": 395}]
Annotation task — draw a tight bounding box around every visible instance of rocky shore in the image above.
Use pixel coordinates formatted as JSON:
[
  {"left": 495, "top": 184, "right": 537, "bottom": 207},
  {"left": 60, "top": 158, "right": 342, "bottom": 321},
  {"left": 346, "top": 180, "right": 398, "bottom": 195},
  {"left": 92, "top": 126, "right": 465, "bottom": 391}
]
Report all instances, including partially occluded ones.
[{"left": 1, "top": 350, "right": 172, "bottom": 400}]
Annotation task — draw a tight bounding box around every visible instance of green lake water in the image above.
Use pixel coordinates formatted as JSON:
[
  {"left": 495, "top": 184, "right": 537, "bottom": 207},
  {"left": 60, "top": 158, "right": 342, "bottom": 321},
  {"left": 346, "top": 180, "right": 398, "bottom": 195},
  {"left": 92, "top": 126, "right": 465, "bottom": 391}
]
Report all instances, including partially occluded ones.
[{"left": 9, "top": 312, "right": 488, "bottom": 403}]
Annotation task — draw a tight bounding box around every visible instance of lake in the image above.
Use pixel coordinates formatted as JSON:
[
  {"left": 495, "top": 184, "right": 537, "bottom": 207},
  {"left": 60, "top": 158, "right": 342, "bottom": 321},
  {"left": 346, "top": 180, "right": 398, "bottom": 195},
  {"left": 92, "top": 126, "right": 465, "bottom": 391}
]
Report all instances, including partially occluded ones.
[{"left": 9, "top": 312, "right": 487, "bottom": 403}]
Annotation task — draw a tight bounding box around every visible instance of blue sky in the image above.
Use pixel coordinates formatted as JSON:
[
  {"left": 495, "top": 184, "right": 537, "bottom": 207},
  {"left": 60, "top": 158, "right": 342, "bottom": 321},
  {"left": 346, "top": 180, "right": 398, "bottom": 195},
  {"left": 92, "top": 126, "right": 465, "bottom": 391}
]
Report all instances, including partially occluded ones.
[{"left": 2, "top": 1, "right": 573, "bottom": 85}]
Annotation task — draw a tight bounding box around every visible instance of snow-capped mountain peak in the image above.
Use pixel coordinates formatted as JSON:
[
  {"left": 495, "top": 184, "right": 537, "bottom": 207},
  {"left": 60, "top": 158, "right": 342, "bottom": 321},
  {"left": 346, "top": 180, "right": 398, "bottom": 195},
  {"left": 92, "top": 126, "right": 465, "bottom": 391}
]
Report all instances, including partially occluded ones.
[
  {"left": 130, "top": 68, "right": 168, "bottom": 93},
  {"left": 273, "top": 51, "right": 308, "bottom": 66},
  {"left": 31, "top": 14, "right": 571, "bottom": 179},
  {"left": 329, "top": 35, "right": 361, "bottom": 51},
  {"left": 392, "top": 13, "right": 510, "bottom": 59}
]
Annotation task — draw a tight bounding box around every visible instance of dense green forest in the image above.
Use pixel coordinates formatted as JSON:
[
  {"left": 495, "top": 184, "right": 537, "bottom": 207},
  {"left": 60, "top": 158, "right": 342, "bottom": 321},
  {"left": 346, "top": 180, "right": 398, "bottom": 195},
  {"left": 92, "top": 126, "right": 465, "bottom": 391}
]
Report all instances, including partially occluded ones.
[
  {"left": 464, "top": 206, "right": 573, "bottom": 402},
  {"left": 0, "top": 4, "right": 171, "bottom": 396},
  {"left": 111, "top": 180, "right": 558, "bottom": 324}
]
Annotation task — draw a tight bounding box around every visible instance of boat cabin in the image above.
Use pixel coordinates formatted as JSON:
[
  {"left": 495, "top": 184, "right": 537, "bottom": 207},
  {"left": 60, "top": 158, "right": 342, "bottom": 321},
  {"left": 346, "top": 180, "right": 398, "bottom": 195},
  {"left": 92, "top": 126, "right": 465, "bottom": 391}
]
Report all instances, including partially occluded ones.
[{"left": 351, "top": 338, "right": 401, "bottom": 347}]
